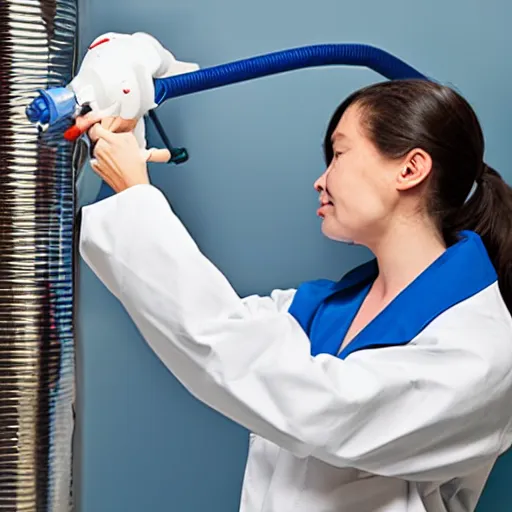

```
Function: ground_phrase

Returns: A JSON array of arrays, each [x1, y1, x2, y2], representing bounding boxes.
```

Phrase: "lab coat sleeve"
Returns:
[[79, 184, 511, 482]]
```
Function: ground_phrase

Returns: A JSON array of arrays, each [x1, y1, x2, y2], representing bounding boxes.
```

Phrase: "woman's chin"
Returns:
[[319, 218, 356, 245]]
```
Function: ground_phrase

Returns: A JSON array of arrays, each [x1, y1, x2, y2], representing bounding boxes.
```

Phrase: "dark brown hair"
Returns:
[[324, 79, 512, 314]]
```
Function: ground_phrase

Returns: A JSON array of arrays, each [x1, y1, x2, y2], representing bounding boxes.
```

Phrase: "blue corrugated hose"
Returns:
[[154, 43, 428, 104]]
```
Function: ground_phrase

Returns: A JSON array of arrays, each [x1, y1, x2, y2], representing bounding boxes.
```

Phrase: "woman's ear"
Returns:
[[396, 149, 433, 191]]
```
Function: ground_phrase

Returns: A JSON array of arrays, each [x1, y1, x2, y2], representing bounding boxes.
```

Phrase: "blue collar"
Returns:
[[288, 231, 497, 359]]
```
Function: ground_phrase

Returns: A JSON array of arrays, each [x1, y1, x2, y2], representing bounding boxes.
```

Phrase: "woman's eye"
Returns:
[[334, 151, 343, 158]]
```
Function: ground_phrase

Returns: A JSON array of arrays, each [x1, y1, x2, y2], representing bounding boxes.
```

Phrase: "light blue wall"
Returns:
[[74, 1, 512, 511]]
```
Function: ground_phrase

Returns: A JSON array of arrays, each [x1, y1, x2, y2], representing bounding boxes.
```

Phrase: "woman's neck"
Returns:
[[367, 218, 447, 301]]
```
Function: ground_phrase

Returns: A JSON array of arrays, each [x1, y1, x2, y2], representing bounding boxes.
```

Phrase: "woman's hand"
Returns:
[[74, 113, 171, 164], [88, 122, 151, 194]]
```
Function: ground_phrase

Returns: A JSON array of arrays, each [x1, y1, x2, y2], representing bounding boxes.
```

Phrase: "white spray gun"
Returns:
[[26, 32, 199, 161]]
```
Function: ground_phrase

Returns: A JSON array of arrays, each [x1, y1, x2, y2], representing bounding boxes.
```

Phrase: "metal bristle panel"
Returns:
[[0, 0, 77, 510]]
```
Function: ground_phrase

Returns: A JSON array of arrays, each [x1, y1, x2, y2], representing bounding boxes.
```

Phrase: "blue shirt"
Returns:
[[288, 230, 497, 359]]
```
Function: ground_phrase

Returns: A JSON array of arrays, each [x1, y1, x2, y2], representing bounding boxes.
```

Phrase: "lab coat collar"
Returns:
[[288, 230, 497, 359]]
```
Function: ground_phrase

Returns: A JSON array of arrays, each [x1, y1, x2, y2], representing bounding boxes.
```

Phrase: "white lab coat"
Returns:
[[79, 184, 512, 512]]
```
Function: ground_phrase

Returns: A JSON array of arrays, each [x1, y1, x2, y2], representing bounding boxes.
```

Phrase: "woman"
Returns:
[[79, 79, 512, 512]]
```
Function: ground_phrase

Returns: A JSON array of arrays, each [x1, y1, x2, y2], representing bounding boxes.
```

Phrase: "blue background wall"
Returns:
[[74, 1, 512, 510]]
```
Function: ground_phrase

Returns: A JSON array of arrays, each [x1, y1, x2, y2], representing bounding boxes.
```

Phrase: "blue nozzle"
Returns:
[[26, 87, 77, 125]]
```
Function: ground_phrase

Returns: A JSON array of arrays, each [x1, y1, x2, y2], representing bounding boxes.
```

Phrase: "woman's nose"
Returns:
[[314, 169, 328, 192]]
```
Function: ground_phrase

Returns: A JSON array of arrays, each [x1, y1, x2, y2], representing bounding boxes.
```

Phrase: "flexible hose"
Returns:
[[0, 0, 76, 510], [154, 43, 427, 103]]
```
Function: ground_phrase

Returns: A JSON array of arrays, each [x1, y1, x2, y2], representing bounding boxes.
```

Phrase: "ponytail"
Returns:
[[446, 165, 512, 315]]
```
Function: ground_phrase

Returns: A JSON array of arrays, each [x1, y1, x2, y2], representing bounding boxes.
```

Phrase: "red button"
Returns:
[[63, 125, 83, 141]]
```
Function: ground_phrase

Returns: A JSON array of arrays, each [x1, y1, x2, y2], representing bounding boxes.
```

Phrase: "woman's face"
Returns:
[[314, 104, 404, 246]]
